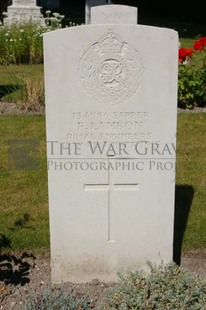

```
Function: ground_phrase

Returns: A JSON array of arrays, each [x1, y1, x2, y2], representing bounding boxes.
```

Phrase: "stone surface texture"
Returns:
[[44, 5, 178, 283], [85, 0, 107, 24], [4, 0, 44, 25], [91, 5, 137, 24]]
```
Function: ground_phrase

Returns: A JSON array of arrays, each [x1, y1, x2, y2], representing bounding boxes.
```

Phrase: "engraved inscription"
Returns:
[[66, 111, 151, 142], [80, 32, 144, 105]]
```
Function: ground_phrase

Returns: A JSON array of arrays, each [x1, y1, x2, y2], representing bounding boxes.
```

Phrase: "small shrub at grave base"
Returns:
[[25, 288, 89, 310], [178, 37, 206, 109], [102, 262, 206, 309]]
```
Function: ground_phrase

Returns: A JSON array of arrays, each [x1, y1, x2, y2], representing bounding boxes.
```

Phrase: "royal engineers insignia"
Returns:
[[80, 32, 144, 105]]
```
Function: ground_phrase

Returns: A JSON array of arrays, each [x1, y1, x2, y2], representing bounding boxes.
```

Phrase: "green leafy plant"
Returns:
[[45, 10, 65, 30], [103, 262, 206, 309], [178, 64, 205, 109], [0, 23, 45, 65], [25, 288, 89, 310], [178, 37, 206, 109], [0, 14, 75, 65]]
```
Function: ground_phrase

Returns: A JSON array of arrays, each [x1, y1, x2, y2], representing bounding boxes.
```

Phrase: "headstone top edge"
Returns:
[[43, 24, 178, 39], [91, 4, 137, 25], [91, 4, 137, 9]]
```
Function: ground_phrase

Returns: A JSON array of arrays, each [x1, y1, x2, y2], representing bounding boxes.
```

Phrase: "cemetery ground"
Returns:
[[0, 23, 206, 308], [0, 114, 206, 308], [0, 86, 206, 309]]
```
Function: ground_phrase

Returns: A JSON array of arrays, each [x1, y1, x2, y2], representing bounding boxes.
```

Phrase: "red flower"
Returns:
[[185, 48, 193, 57], [194, 40, 203, 50], [178, 48, 193, 63], [200, 36, 206, 47]]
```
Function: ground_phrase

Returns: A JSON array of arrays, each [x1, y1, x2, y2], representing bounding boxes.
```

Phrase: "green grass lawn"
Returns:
[[176, 114, 206, 250], [0, 114, 205, 252], [0, 64, 44, 103], [0, 115, 49, 251]]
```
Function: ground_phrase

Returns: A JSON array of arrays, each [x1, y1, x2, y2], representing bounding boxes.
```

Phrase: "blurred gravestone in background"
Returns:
[[3, 0, 44, 25]]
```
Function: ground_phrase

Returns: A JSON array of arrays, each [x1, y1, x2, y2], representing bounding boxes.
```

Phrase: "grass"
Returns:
[[0, 115, 49, 250], [0, 64, 43, 103], [0, 114, 205, 252], [176, 114, 206, 250]]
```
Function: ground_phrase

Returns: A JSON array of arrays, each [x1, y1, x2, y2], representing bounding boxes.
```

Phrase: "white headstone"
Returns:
[[85, 0, 107, 24], [13, 0, 36, 5], [4, 0, 44, 25], [44, 5, 178, 283], [91, 4, 137, 24]]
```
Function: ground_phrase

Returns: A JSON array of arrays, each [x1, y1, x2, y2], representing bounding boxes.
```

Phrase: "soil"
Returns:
[[0, 251, 110, 310], [0, 251, 114, 310], [0, 101, 206, 115], [0, 102, 43, 115], [0, 102, 206, 309], [0, 102, 25, 115], [0, 251, 206, 309]]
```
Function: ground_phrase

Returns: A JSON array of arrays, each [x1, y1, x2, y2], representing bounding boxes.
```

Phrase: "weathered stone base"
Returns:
[[4, 4, 45, 26]]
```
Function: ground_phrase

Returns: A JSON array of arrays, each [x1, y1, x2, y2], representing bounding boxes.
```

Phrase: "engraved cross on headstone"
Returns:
[[84, 165, 139, 242]]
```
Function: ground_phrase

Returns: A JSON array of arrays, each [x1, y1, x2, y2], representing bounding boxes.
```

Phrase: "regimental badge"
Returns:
[[80, 32, 144, 105]]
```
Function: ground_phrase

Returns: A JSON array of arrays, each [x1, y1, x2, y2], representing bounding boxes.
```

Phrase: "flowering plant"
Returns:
[[178, 48, 193, 64], [178, 37, 206, 109], [194, 36, 206, 51], [0, 14, 75, 65]]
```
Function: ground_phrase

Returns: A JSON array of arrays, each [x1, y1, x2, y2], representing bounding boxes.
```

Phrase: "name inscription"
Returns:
[[67, 110, 151, 142]]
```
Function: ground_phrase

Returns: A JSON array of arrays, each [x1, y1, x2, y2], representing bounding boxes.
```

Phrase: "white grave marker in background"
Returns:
[[91, 4, 137, 24], [4, 0, 44, 25], [44, 5, 178, 283], [85, 0, 108, 24]]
